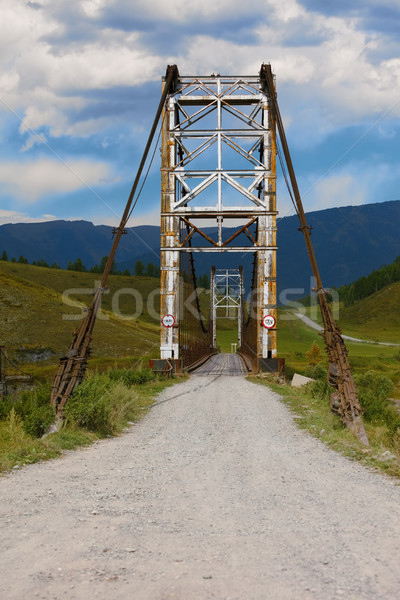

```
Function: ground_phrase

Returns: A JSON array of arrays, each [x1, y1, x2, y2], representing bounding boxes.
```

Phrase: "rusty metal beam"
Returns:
[[50, 65, 180, 416], [260, 63, 368, 445]]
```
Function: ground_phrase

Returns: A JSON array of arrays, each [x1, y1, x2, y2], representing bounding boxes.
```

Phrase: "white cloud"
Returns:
[[90, 208, 160, 227], [304, 173, 366, 212], [1, 0, 399, 142], [21, 132, 47, 152], [0, 158, 111, 202], [0, 209, 58, 225]]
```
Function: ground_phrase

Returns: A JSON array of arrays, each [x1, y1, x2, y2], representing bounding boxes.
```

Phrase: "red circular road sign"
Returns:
[[162, 314, 175, 327], [262, 314, 276, 329]]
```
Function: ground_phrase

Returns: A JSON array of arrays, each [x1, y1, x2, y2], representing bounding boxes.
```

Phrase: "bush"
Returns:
[[354, 372, 400, 432], [304, 363, 327, 380], [108, 367, 156, 387], [0, 397, 15, 421], [6, 384, 56, 438], [64, 374, 113, 435], [23, 404, 55, 437], [309, 378, 331, 403], [64, 373, 146, 435]]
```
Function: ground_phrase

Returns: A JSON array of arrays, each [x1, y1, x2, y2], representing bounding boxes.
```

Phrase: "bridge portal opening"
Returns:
[[211, 268, 242, 354]]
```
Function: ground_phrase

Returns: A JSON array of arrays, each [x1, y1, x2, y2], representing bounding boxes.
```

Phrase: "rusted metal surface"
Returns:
[[51, 66, 179, 416], [261, 63, 368, 445]]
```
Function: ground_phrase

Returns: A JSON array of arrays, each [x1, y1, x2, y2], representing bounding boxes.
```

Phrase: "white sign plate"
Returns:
[[162, 314, 175, 328], [262, 314, 276, 329]]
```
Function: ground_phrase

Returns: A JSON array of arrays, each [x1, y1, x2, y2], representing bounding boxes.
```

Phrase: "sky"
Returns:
[[0, 0, 400, 227]]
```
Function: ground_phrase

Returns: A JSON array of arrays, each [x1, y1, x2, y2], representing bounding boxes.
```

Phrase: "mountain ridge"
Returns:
[[1, 199, 399, 297]]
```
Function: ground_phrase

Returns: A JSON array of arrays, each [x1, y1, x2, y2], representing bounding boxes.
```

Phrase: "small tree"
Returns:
[[134, 260, 144, 276], [73, 257, 86, 272], [1, 250, 8, 261], [99, 256, 117, 274], [36, 258, 49, 267], [145, 262, 155, 277], [305, 341, 323, 366], [17, 255, 28, 264]]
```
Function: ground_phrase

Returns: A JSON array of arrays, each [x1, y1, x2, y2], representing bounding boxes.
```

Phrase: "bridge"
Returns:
[[156, 68, 281, 375], [50, 64, 368, 445]]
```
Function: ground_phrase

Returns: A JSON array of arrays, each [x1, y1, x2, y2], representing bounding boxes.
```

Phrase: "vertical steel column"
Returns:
[[238, 266, 244, 348], [210, 266, 217, 349], [257, 87, 277, 359], [160, 92, 180, 359]]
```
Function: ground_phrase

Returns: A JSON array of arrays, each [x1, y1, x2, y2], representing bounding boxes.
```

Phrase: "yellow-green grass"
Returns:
[[277, 309, 400, 397], [0, 262, 160, 374]]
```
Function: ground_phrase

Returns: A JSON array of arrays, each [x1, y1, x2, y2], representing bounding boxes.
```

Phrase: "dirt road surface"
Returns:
[[1, 372, 400, 600]]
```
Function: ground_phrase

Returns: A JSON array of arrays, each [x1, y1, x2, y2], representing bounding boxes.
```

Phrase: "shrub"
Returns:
[[64, 374, 113, 435], [304, 363, 327, 380], [309, 378, 331, 403], [354, 371, 399, 432], [108, 367, 156, 387], [305, 341, 323, 366], [7, 384, 56, 438], [64, 373, 146, 435], [5, 408, 25, 444], [23, 404, 55, 437]]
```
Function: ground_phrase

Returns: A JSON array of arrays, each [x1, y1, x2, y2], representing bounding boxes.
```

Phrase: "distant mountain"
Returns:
[[277, 200, 400, 297], [1, 200, 399, 298], [0, 220, 160, 271]]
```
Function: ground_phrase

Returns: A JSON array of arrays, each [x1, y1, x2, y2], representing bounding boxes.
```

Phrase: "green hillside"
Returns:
[[300, 280, 400, 344], [0, 262, 161, 376], [338, 254, 400, 306], [339, 281, 400, 342]]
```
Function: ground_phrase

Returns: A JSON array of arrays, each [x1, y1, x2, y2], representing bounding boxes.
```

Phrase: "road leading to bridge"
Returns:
[[1, 375, 400, 599]]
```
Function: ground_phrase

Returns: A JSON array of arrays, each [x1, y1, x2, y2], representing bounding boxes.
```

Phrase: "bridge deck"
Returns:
[[192, 353, 248, 376]]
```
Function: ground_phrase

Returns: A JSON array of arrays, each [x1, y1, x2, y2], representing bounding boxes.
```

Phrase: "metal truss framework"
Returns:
[[211, 268, 243, 349], [160, 68, 277, 361]]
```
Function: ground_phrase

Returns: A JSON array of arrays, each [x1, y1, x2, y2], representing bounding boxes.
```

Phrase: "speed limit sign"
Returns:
[[162, 314, 175, 327], [262, 314, 276, 329]]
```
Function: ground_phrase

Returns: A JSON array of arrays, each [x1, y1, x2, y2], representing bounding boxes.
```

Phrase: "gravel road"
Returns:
[[1, 373, 400, 600]]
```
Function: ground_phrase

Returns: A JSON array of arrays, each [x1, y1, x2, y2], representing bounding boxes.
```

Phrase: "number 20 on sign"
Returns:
[[262, 314, 276, 329]]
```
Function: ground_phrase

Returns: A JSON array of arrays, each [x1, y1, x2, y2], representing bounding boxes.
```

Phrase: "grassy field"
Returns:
[[0, 261, 161, 379], [277, 309, 400, 398]]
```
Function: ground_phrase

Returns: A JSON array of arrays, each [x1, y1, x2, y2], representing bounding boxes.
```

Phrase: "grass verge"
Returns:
[[0, 369, 184, 474], [249, 374, 400, 480]]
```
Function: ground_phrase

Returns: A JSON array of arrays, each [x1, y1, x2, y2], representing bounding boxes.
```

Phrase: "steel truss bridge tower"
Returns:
[[160, 68, 280, 371], [211, 267, 243, 350]]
